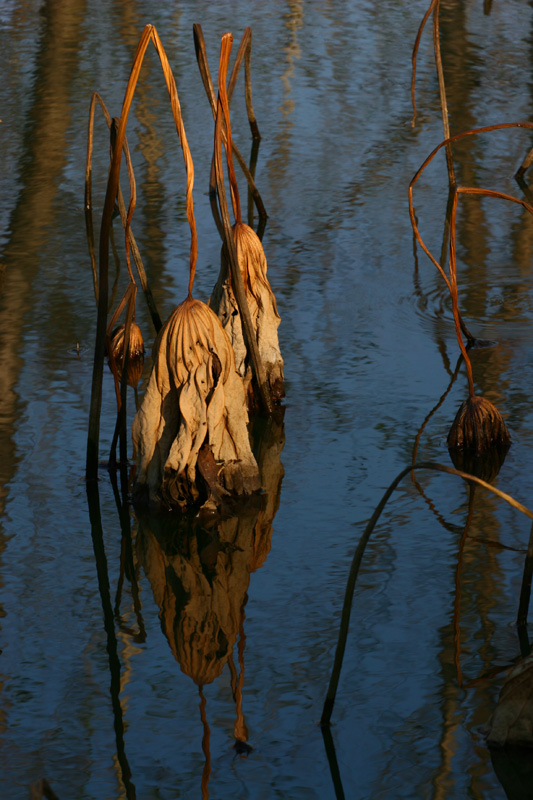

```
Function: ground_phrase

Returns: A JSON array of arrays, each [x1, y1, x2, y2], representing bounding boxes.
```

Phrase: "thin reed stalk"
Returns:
[[321, 461, 533, 727], [411, 0, 437, 127], [108, 284, 137, 466], [448, 188, 475, 396], [411, 0, 456, 188], [409, 123, 533, 344], [432, 1, 455, 187]]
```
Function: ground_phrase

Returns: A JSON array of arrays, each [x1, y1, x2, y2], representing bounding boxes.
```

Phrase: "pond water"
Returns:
[[2, 0, 533, 797]]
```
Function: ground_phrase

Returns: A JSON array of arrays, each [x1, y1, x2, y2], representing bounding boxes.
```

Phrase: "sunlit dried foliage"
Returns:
[[209, 33, 283, 409], [210, 221, 284, 403], [132, 297, 260, 510], [86, 23, 199, 479], [409, 125, 533, 457]]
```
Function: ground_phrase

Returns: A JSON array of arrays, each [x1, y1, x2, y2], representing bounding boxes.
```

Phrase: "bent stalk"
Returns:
[[321, 461, 533, 726]]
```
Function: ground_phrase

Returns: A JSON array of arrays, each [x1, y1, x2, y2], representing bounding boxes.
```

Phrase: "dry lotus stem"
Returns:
[[132, 296, 260, 509], [109, 322, 145, 387], [210, 221, 284, 403], [447, 395, 511, 454]]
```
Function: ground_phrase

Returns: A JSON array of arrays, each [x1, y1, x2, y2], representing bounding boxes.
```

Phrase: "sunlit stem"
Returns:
[[433, 1, 456, 187], [448, 189, 475, 397]]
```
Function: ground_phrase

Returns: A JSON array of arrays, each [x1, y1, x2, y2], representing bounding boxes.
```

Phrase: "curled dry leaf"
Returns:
[[109, 322, 145, 387], [132, 296, 260, 509], [447, 395, 511, 454], [486, 654, 533, 749], [210, 221, 284, 404]]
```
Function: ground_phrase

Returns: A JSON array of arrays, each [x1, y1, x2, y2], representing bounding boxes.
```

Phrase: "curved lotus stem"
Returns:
[[321, 461, 533, 727]]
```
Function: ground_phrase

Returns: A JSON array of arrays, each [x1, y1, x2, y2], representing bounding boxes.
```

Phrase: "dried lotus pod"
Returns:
[[132, 296, 260, 509], [210, 221, 284, 404], [447, 395, 511, 454], [109, 322, 145, 387]]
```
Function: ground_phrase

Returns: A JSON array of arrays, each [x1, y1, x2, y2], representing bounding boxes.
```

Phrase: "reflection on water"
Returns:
[[135, 414, 284, 795], [3, 1, 533, 798]]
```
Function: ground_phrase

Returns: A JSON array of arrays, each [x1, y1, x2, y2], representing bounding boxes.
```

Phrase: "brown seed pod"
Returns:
[[109, 322, 145, 387], [447, 395, 511, 454]]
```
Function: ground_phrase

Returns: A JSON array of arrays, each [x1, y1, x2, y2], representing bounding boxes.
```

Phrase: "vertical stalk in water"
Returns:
[[433, 1, 456, 188]]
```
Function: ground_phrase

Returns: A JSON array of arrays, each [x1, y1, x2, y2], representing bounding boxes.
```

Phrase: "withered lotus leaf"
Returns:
[[210, 221, 284, 402], [447, 395, 511, 454], [132, 296, 260, 509]]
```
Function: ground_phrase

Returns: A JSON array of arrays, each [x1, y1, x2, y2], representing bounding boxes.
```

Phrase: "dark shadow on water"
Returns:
[[491, 747, 533, 800]]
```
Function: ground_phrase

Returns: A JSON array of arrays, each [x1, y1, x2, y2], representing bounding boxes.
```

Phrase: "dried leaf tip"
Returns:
[[447, 395, 511, 455], [210, 221, 284, 404]]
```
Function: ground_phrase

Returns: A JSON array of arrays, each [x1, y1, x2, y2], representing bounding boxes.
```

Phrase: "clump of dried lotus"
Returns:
[[447, 395, 511, 454], [132, 296, 260, 509], [210, 221, 284, 403], [109, 322, 145, 387]]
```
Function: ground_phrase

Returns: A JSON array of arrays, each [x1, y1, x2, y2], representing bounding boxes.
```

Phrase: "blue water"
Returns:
[[1, 1, 533, 797]]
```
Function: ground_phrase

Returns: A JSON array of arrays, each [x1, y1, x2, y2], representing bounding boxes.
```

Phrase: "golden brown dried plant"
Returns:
[[210, 34, 284, 406], [211, 221, 284, 402], [132, 297, 260, 510]]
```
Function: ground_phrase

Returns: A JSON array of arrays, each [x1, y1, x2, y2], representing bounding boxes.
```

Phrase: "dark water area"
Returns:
[[2, 0, 533, 797]]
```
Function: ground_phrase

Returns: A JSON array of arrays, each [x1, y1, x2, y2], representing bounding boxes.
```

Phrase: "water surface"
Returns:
[[1, 1, 533, 797]]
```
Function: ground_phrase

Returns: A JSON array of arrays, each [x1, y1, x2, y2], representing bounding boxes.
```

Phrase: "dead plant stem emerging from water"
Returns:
[[214, 34, 273, 414], [321, 462, 533, 727], [86, 24, 197, 480], [193, 24, 267, 227], [411, 0, 456, 187]]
